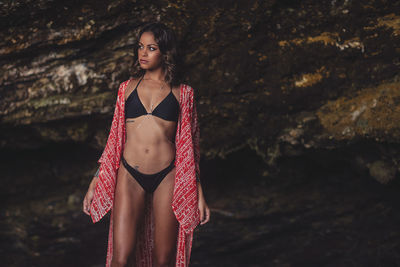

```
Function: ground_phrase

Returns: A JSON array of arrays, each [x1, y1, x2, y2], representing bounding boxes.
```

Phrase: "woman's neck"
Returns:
[[144, 68, 166, 82]]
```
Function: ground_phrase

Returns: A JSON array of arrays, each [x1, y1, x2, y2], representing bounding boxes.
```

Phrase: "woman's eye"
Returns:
[[138, 45, 157, 51]]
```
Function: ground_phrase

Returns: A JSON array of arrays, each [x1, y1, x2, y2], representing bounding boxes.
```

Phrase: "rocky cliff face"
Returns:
[[1, 0, 400, 182], [2, 1, 400, 265]]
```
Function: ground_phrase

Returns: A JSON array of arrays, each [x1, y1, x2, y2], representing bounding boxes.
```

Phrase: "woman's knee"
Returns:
[[153, 251, 175, 267], [111, 254, 130, 267]]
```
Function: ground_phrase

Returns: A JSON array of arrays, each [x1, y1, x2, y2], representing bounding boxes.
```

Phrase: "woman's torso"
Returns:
[[123, 76, 180, 173]]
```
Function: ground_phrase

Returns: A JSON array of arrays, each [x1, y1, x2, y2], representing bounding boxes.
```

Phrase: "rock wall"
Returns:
[[1, 0, 399, 181]]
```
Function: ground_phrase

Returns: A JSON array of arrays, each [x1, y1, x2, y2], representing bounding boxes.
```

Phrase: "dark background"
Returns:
[[1, 0, 400, 266]]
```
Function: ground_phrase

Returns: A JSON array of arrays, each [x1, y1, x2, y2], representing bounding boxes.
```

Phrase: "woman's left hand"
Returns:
[[198, 184, 210, 225]]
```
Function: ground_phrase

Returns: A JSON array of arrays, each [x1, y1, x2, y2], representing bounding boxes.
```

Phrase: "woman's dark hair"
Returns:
[[131, 22, 182, 86]]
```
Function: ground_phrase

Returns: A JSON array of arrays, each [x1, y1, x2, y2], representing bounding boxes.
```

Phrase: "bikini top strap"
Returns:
[[135, 75, 144, 90]]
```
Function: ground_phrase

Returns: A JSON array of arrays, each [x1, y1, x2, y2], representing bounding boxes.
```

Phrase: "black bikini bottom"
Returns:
[[121, 155, 175, 193]]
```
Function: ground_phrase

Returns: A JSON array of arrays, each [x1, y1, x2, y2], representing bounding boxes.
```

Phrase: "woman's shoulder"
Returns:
[[119, 77, 137, 88], [179, 83, 195, 95], [112, 78, 135, 101], [117, 77, 141, 94]]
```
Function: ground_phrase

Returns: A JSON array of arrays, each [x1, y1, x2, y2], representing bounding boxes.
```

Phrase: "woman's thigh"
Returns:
[[152, 168, 179, 263], [112, 164, 146, 262]]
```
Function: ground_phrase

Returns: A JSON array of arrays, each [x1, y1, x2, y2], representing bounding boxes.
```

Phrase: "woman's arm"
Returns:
[[98, 82, 124, 165], [197, 180, 210, 225], [83, 172, 99, 215], [83, 80, 127, 218], [191, 90, 210, 224], [192, 94, 201, 182]]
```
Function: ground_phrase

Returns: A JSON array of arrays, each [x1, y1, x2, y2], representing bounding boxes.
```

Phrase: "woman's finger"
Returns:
[[199, 204, 204, 223], [203, 206, 210, 224], [83, 197, 90, 215]]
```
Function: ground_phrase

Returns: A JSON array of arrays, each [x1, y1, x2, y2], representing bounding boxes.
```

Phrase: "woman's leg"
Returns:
[[111, 163, 146, 267], [152, 168, 179, 267]]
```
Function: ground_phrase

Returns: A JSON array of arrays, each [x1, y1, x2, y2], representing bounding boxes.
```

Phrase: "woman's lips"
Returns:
[[140, 59, 148, 64]]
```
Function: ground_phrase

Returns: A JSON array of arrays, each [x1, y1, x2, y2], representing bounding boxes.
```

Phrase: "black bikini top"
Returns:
[[125, 75, 180, 122]]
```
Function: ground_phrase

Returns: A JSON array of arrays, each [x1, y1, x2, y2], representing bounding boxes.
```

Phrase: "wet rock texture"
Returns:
[[1, 0, 400, 266], [1, 0, 400, 177]]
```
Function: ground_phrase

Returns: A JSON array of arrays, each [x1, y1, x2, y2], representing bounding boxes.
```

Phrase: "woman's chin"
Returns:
[[141, 65, 162, 72]]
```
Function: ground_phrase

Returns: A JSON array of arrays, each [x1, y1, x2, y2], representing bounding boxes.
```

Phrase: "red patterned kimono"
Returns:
[[89, 79, 201, 266]]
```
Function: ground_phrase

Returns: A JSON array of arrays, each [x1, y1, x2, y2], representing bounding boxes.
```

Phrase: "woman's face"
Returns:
[[138, 31, 163, 71]]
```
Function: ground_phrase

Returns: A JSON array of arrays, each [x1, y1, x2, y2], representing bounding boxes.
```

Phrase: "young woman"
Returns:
[[82, 22, 210, 267]]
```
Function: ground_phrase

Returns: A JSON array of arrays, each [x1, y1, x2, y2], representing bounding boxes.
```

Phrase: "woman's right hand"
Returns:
[[82, 176, 98, 216]]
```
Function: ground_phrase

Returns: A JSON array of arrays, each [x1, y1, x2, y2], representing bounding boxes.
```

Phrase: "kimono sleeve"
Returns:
[[97, 83, 123, 165], [191, 91, 201, 182]]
